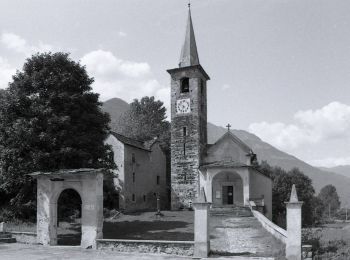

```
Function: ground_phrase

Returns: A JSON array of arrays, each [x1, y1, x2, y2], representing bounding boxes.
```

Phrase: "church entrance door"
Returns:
[[222, 186, 234, 205]]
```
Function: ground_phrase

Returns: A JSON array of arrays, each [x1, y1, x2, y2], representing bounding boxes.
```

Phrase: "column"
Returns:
[[285, 184, 303, 260], [192, 190, 211, 258]]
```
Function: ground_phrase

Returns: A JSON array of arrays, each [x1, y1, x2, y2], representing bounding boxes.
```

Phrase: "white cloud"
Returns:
[[1, 32, 53, 56], [81, 50, 150, 78], [0, 57, 16, 89], [310, 157, 350, 168], [222, 84, 231, 90], [81, 49, 170, 114], [118, 31, 127, 37], [249, 102, 350, 151]]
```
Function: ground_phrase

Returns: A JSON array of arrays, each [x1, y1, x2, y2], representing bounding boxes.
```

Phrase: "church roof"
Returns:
[[179, 8, 200, 68], [200, 160, 248, 169], [110, 132, 151, 151], [209, 131, 252, 153]]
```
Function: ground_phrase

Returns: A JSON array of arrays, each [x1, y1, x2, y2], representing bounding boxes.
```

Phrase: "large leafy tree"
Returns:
[[118, 96, 170, 151], [257, 161, 316, 227], [317, 184, 341, 218], [0, 52, 114, 218]]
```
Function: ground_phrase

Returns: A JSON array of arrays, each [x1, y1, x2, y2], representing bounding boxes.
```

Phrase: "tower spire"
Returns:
[[179, 4, 199, 68]]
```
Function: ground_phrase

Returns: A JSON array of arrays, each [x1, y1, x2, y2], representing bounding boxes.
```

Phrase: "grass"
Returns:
[[103, 210, 194, 241], [4, 210, 194, 242]]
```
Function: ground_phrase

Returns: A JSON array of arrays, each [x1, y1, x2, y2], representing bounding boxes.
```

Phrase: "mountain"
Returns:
[[102, 98, 350, 206], [102, 98, 129, 133], [319, 165, 350, 178]]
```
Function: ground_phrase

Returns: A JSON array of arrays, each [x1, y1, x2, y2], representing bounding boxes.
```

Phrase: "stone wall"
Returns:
[[169, 67, 208, 209], [96, 239, 194, 256], [10, 231, 37, 244], [251, 208, 287, 244]]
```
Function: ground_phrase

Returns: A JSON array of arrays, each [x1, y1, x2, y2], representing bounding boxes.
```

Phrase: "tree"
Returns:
[[318, 184, 341, 218], [0, 52, 115, 219], [256, 161, 317, 227], [118, 96, 170, 151]]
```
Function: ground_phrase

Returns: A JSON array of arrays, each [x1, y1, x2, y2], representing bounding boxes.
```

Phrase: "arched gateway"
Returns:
[[29, 169, 104, 249]]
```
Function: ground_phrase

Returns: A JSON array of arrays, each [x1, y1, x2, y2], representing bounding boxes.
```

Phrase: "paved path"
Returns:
[[0, 243, 277, 260], [210, 210, 285, 258]]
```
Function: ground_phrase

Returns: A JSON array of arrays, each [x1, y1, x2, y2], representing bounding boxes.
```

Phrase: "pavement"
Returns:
[[0, 243, 276, 260], [210, 208, 285, 258]]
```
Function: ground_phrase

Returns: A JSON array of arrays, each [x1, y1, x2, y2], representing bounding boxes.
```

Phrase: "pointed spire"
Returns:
[[289, 184, 299, 203], [179, 6, 200, 68]]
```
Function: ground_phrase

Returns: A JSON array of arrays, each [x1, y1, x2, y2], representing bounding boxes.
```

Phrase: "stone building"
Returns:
[[105, 132, 168, 212], [168, 7, 272, 218]]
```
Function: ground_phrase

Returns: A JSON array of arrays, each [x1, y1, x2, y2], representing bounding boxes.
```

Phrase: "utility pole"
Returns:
[[328, 204, 331, 219]]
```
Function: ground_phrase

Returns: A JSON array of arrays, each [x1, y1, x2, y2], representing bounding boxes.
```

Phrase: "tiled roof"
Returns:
[[200, 160, 248, 169], [110, 132, 150, 151]]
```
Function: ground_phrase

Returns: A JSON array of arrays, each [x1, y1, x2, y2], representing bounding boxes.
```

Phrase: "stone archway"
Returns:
[[57, 188, 82, 245], [29, 169, 104, 249], [211, 171, 244, 207]]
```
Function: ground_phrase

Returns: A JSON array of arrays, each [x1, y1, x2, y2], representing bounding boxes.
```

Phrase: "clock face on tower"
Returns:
[[176, 98, 191, 114]]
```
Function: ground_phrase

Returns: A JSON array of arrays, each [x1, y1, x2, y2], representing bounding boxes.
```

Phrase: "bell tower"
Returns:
[[167, 5, 210, 209]]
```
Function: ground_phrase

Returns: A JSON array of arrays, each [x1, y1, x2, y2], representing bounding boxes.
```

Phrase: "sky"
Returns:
[[0, 0, 350, 168]]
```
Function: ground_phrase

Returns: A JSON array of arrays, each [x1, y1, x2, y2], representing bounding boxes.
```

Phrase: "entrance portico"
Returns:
[[199, 164, 250, 207]]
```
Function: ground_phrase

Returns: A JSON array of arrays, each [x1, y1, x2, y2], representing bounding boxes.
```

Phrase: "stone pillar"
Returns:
[[285, 184, 303, 260], [0, 222, 5, 232], [243, 169, 250, 206], [36, 177, 53, 245], [81, 173, 104, 249], [193, 190, 211, 258]]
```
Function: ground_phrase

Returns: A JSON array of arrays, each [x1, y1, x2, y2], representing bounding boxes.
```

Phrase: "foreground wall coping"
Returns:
[[251, 209, 287, 243], [9, 231, 37, 236], [96, 239, 194, 244]]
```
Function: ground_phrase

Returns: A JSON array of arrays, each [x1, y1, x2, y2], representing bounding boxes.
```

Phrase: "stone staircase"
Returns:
[[210, 206, 253, 217], [0, 232, 16, 243], [210, 207, 285, 259]]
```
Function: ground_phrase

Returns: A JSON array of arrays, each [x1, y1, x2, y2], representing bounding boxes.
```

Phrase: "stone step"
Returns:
[[210, 207, 253, 217], [0, 233, 12, 239], [0, 237, 16, 243], [210, 214, 285, 258]]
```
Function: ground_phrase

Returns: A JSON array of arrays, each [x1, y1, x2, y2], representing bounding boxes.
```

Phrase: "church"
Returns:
[[167, 7, 272, 219], [107, 6, 272, 219]]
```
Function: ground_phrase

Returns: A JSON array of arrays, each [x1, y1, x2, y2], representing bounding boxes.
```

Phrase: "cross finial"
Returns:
[[188, 0, 191, 9], [226, 123, 231, 132]]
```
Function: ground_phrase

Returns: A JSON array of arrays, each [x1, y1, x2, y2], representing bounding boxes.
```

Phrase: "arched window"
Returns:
[[180, 78, 189, 93]]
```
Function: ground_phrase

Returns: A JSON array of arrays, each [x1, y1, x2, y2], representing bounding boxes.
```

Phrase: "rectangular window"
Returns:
[[157, 175, 160, 185], [132, 194, 135, 202], [183, 127, 187, 137], [143, 195, 146, 202], [183, 143, 186, 156], [132, 153, 136, 163], [132, 172, 135, 183]]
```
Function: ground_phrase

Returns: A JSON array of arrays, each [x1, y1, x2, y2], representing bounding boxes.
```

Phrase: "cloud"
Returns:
[[0, 57, 16, 89], [81, 49, 170, 114], [81, 50, 150, 78], [249, 102, 350, 151], [222, 84, 231, 90], [118, 31, 127, 37], [309, 157, 350, 168], [1, 32, 53, 56]]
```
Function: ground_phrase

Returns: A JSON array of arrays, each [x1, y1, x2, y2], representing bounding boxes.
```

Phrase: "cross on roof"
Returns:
[[188, 0, 191, 9], [226, 124, 231, 132]]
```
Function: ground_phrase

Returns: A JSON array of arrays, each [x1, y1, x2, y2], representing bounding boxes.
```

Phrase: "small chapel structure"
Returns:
[[167, 6, 273, 219]]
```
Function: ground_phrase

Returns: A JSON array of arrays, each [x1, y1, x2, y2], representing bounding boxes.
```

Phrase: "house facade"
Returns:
[[105, 132, 168, 212]]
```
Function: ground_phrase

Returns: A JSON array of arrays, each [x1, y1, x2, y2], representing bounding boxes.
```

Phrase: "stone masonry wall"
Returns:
[[169, 67, 208, 209], [96, 239, 194, 256]]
